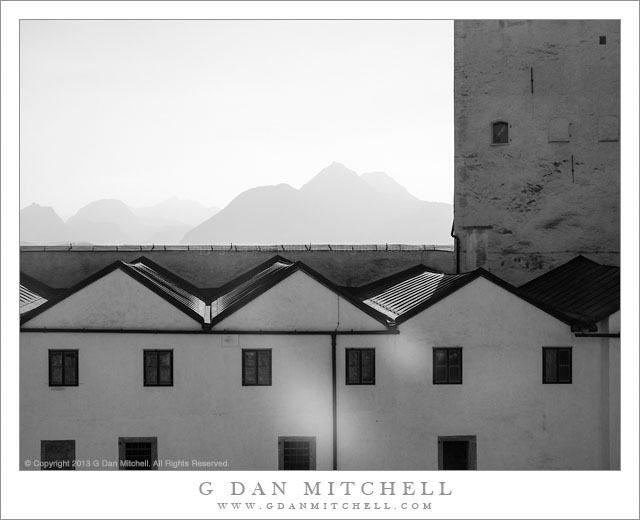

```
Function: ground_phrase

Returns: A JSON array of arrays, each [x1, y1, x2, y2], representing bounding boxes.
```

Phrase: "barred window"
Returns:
[[49, 350, 78, 386], [278, 436, 316, 470], [118, 437, 157, 470], [242, 349, 272, 386]]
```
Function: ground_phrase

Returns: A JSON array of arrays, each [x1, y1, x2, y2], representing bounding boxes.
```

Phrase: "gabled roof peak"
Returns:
[[21, 258, 207, 325], [210, 256, 393, 328]]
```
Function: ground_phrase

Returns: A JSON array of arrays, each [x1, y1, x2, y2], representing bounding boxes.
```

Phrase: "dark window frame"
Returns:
[[543, 347, 572, 384], [599, 35, 607, 45], [433, 347, 463, 385], [242, 349, 272, 386], [278, 436, 316, 470], [118, 437, 158, 470], [438, 435, 477, 470], [345, 348, 376, 385], [143, 350, 174, 387], [491, 120, 510, 145], [48, 349, 79, 387], [40, 440, 75, 470]]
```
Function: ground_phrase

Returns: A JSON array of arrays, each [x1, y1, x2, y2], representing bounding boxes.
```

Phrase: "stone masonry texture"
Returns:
[[454, 20, 620, 285]]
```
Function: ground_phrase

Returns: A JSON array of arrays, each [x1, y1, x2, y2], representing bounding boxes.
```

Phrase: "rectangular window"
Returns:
[[543, 347, 572, 384], [144, 350, 173, 386], [346, 348, 375, 385], [491, 121, 509, 144], [433, 347, 462, 384], [118, 437, 158, 470], [278, 436, 316, 470], [242, 349, 272, 386], [49, 350, 78, 386], [40, 440, 75, 470], [438, 436, 477, 470]]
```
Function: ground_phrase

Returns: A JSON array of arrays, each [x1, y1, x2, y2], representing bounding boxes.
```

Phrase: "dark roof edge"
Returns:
[[128, 256, 209, 301], [210, 260, 395, 329], [392, 270, 478, 325], [353, 264, 442, 299], [118, 263, 205, 324], [21, 261, 126, 325], [475, 269, 580, 327], [292, 261, 395, 327], [209, 264, 297, 327], [20, 272, 57, 300], [20, 260, 205, 326], [393, 268, 578, 327], [520, 255, 619, 290], [212, 255, 294, 299]]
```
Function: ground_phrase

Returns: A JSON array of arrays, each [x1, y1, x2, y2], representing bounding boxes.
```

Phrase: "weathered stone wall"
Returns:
[[454, 20, 620, 285]]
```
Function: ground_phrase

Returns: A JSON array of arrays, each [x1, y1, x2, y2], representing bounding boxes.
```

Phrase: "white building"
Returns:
[[20, 254, 619, 470]]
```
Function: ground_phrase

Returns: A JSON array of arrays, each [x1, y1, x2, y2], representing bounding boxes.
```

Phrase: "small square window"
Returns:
[[242, 349, 272, 386], [433, 348, 462, 384], [543, 347, 572, 383], [49, 350, 78, 386], [144, 350, 173, 386], [41, 440, 75, 470], [346, 348, 375, 385], [599, 36, 606, 45], [278, 436, 316, 470], [118, 437, 158, 470], [491, 121, 509, 144]]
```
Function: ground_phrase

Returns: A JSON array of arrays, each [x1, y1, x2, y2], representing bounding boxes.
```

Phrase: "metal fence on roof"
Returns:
[[20, 244, 455, 252]]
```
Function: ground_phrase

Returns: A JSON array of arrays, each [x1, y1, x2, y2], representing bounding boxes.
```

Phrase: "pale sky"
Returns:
[[20, 20, 453, 215]]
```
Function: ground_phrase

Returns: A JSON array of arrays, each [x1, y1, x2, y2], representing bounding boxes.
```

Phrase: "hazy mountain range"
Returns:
[[20, 198, 219, 245], [20, 163, 453, 245]]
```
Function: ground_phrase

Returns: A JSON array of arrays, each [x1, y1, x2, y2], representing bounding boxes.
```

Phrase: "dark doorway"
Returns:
[[438, 435, 477, 470], [442, 441, 468, 469]]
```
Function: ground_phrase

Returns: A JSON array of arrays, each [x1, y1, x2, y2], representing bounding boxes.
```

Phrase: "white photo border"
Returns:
[[2, 2, 638, 519]]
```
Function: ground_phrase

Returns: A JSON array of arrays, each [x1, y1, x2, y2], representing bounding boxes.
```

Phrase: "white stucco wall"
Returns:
[[20, 274, 617, 471], [20, 332, 334, 470], [600, 311, 621, 469], [22, 269, 202, 330], [608, 310, 621, 333], [213, 270, 387, 331], [336, 277, 615, 470]]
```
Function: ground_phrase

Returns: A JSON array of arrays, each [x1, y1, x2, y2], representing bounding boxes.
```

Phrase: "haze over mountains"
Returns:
[[184, 162, 452, 244], [21, 163, 453, 246], [20, 198, 219, 245]]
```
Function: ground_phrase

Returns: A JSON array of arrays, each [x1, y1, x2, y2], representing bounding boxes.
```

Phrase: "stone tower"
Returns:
[[453, 20, 620, 285]]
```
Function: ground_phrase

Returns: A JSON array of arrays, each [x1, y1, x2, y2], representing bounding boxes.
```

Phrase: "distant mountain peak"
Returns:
[[300, 162, 362, 192], [21, 203, 62, 216], [20, 203, 67, 244], [182, 163, 453, 245], [361, 171, 419, 201], [70, 198, 137, 222], [322, 161, 356, 175]]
